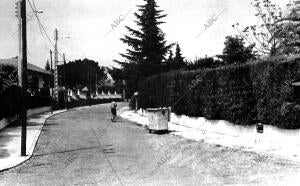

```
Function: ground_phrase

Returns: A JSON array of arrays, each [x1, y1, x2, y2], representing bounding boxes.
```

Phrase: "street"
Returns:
[[0, 103, 300, 185]]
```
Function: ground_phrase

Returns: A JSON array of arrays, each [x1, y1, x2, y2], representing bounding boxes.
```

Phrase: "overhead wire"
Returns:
[[27, 0, 65, 59], [31, 0, 50, 51]]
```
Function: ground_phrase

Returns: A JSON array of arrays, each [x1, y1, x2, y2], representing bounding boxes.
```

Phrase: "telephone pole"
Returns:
[[16, 0, 28, 156], [63, 53, 68, 109], [54, 29, 59, 105], [50, 50, 53, 71], [50, 49, 54, 113]]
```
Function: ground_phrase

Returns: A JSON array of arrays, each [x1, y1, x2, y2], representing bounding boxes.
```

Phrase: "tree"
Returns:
[[217, 36, 256, 65], [165, 50, 173, 70], [167, 50, 173, 62], [233, 0, 300, 56], [59, 59, 106, 92], [172, 43, 185, 69], [185, 56, 222, 70], [0, 64, 18, 94], [115, 0, 173, 94], [45, 60, 51, 71], [107, 67, 124, 82]]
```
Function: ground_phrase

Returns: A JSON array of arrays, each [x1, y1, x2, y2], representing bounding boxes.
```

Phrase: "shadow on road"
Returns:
[[33, 144, 114, 158]]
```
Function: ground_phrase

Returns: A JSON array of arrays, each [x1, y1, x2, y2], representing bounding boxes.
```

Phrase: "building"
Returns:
[[0, 57, 53, 95]]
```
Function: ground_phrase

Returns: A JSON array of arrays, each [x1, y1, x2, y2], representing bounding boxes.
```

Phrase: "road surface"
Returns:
[[0, 103, 300, 185]]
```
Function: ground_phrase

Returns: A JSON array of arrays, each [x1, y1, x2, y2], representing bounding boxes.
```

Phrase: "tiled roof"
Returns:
[[0, 57, 52, 75]]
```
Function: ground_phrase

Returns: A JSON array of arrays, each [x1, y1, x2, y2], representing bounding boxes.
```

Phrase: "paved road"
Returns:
[[0, 103, 300, 185]]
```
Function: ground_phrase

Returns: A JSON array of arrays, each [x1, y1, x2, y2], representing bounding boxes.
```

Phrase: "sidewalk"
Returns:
[[120, 107, 300, 163], [0, 110, 66, 172]]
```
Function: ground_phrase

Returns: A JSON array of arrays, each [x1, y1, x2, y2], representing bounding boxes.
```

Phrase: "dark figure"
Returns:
[[111, 101, 117, 121]]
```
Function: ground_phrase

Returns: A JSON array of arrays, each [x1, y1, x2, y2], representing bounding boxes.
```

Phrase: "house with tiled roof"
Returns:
[[0, 57, 53, 95]]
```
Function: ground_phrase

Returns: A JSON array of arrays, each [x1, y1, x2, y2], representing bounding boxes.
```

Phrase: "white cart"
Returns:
[[147, 108, 170, 133]]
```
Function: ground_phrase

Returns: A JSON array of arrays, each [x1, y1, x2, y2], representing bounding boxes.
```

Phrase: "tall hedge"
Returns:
[[138, 56, 300, 129]]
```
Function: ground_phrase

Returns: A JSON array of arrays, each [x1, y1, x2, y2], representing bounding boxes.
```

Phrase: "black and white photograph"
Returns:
[[0, 0, 300, 185]]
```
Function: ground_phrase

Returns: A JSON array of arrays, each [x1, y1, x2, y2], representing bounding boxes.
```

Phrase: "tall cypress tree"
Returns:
[[115, 0, 173, 93]]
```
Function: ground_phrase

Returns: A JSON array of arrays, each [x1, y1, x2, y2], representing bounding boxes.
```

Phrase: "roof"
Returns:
[[0, 57, 52, 75]]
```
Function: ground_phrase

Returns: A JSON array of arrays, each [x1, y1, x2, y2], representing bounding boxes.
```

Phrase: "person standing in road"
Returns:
[[111, 101, 117, 121]]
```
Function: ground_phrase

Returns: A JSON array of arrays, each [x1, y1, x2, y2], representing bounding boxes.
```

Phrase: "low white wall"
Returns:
[[27, 106, 51, 117], [0, 106, 51, 131], [0, 117, 18, 131]]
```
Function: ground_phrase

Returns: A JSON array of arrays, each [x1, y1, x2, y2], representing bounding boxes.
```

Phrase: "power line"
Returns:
[[27, 0, 65, 58], [31, 0, 49, 51], [27, 0, 54, 47]]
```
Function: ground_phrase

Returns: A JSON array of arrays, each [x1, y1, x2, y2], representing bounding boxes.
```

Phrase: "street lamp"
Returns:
[[35, 10, 43, 13]]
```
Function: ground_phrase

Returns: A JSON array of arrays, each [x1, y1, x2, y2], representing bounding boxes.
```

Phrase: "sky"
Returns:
[[0, 0, 291, 69]]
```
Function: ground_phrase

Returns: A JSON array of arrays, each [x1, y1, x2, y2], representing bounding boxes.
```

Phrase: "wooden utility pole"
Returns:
[[54, 29, 59, 105], [63, 53, 68, 109], [50, 50, 53, 113], [16, 0, 28, 156], [50, 50, 53, 71]]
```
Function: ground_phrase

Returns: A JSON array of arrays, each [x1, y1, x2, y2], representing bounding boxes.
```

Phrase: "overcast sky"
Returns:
[[0, 0, 291, 68]]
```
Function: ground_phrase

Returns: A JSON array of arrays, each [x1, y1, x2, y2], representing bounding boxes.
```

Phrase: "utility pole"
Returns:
[[16, 0, 28, 156], [50, 49, 53, 113], [50, 50, 53, 71], [63, 53, 68, 109], [54, 29, 59, 106]]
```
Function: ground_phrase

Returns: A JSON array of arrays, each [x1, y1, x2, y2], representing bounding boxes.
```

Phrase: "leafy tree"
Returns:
[[115, 0, 173, 94], [59, 59, 106, 92], [217, 35, 256, 65], [233, 0, 300, 56], [107, 67, 126, 94], [185, 56, 222, 70], [45, 60, 51, 71], [0, 64, 18, 94], [107, 67, 124, 82]]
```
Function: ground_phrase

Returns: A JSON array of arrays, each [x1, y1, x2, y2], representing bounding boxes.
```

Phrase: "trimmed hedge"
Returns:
[[138, 56, 300, 129]]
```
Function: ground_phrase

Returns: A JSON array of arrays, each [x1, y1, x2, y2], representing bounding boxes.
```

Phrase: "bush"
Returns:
[[0, 85, 22, 119], [0, 85, 52, 120], [138, 56, 300, 128]]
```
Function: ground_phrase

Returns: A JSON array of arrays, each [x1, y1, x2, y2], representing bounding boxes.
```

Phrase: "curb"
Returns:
[[119, 109, 300, 164], [0, 102, 120, 173], [0, 109, 68, 173]]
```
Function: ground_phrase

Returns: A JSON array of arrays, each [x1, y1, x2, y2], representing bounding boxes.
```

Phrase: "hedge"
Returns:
[[138, 56, 300, 129], [0, 85, 122, 120], [0, 85, 52, 120]]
